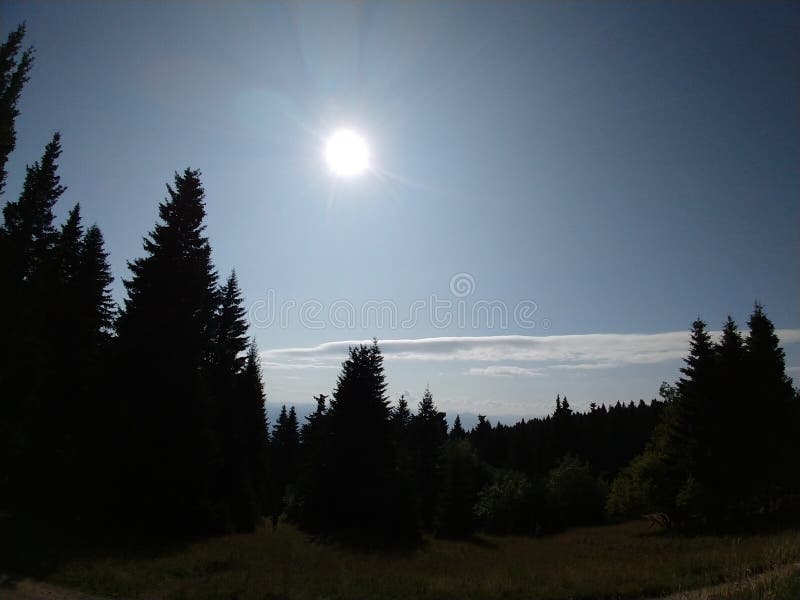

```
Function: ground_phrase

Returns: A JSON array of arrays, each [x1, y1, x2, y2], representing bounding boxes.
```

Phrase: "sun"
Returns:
[[324, 129, 370, 177]]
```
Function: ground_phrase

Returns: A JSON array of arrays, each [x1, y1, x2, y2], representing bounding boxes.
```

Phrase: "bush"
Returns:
[[434, 440, 488, 538], [545, 455, 606, 529], [475, 469, 536, 534], [606, 451, 661, 519]]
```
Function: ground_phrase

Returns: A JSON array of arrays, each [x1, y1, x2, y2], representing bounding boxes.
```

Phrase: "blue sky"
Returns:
[[3, 2, 798, 418]]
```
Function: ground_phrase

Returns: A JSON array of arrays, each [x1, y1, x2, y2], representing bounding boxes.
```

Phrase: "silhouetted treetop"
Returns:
[[3, 133, 65, 278], [0, 23, 34, 195]]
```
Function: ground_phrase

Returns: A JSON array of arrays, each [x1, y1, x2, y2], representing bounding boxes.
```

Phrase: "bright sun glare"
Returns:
[[324, 129, 370, 177]]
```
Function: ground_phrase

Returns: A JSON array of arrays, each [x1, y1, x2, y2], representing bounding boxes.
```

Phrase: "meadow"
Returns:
[[2, 518, 799, 600]]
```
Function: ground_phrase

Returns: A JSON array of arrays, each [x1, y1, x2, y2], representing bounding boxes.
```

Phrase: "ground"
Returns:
[[1, 519, 799, 600]]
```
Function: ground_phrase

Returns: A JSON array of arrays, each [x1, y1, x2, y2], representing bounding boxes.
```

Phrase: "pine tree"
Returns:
[[288, 406, 299, 441], [450, 414, 466, 439], [41, 209, 116, 520], [0, 23, 34, 196], [323, 341, 418, 541], [67, 221, 115, 521], [75, 224, 115, 346], [271, 404, 300, 517], [667, 319, 717, 522], [43, 204, 84, 367], [210, 272, 265, 531], [471, 415, 493, 462], [392, 394, 412, 434], [231, 339, 270, 530], [744, 304, 797, 506], [36, 205, 85, 507], [553, 393, 575, 458], [410, 386, 449, 528], [114, 168, 221, 534], [294, 394, 331, 528], [2, 133, 66, 280], [713, 316, 747, 515], [301, 394, 328, 444], [0, 133, 67, 510], [213, 271, 249, 375], [55, 204, 83, 284]]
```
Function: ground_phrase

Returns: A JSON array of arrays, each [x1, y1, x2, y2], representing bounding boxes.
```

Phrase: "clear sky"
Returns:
[[3, 1, 798, 418]]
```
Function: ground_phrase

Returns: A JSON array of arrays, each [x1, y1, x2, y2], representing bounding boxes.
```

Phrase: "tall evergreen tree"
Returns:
[[38, 208, 116, 520], [75, 224, 115, 347], [0, 133, 67, 510], [301, 394, 328, 444], [471, 415, 493, 462], [213, 271, 249, 375], [391, 394, 412, 435], [713, 316, 747, 515], [0, 23, 34, 195], [410, 386, 449, 528], [2, 133, 65, 280], [210, 272, 266, 531], [66, 221, 116, 520], [288, 406, 299, 441], [231, 339, 271, 530], [114, 168, 221, 534], [744, 304, 797, 505], [322, 341, 418, 541], [666, 319, 717, 521], [293, 394, 331, 528], [450, 414, 466, 439], [271, 404, 300, 517], [35, 205, 85, 507], [553, 394, 575, 457]]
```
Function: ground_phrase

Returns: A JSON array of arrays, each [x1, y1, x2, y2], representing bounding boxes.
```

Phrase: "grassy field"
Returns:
[[2, 518, 799, 600]]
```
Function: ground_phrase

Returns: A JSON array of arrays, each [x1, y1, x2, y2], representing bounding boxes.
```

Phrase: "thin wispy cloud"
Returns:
[[260, 330, 800, 375], [260, 361, 338, 371], [467, 365, 541, 377]]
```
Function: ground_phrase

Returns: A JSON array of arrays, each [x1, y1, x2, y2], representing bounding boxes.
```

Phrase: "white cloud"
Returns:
[[260, 360, 337, 371], [467, 365, 541, 377], [259, 329, 800, 374]]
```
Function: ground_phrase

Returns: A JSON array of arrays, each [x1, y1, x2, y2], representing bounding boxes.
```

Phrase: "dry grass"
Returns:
[[3, 519, 799, 600]]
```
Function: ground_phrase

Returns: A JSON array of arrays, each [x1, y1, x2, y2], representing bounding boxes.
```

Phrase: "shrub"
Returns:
[[434, 440, 488, 538], [475, 469, 536, 534], [545, 455, 606, 529]]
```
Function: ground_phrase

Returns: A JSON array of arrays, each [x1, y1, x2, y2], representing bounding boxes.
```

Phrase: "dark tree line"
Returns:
[[466, 394, 665, 480], [269, 309, 796, 541], [608, 309, 800, 529], [271, 347, 667, 540], [0, 26, 270, 536]]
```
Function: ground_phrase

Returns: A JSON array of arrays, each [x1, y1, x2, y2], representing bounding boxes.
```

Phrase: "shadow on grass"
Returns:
[[294, 524, 426, 558], [460, 535, 499, 549], [291, 519, 504, 556], [0, 511, 195, 584]]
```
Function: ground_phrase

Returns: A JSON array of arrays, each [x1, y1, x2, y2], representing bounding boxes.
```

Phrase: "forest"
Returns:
[[1, 20, 799, 560]]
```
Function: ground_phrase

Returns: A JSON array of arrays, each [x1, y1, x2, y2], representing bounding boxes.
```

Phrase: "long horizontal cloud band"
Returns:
[[260, 330, 800, 373]]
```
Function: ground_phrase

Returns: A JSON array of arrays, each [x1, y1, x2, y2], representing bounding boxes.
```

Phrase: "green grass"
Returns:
[[2, 519, 799, 600], [701, 568, 800, 600]]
